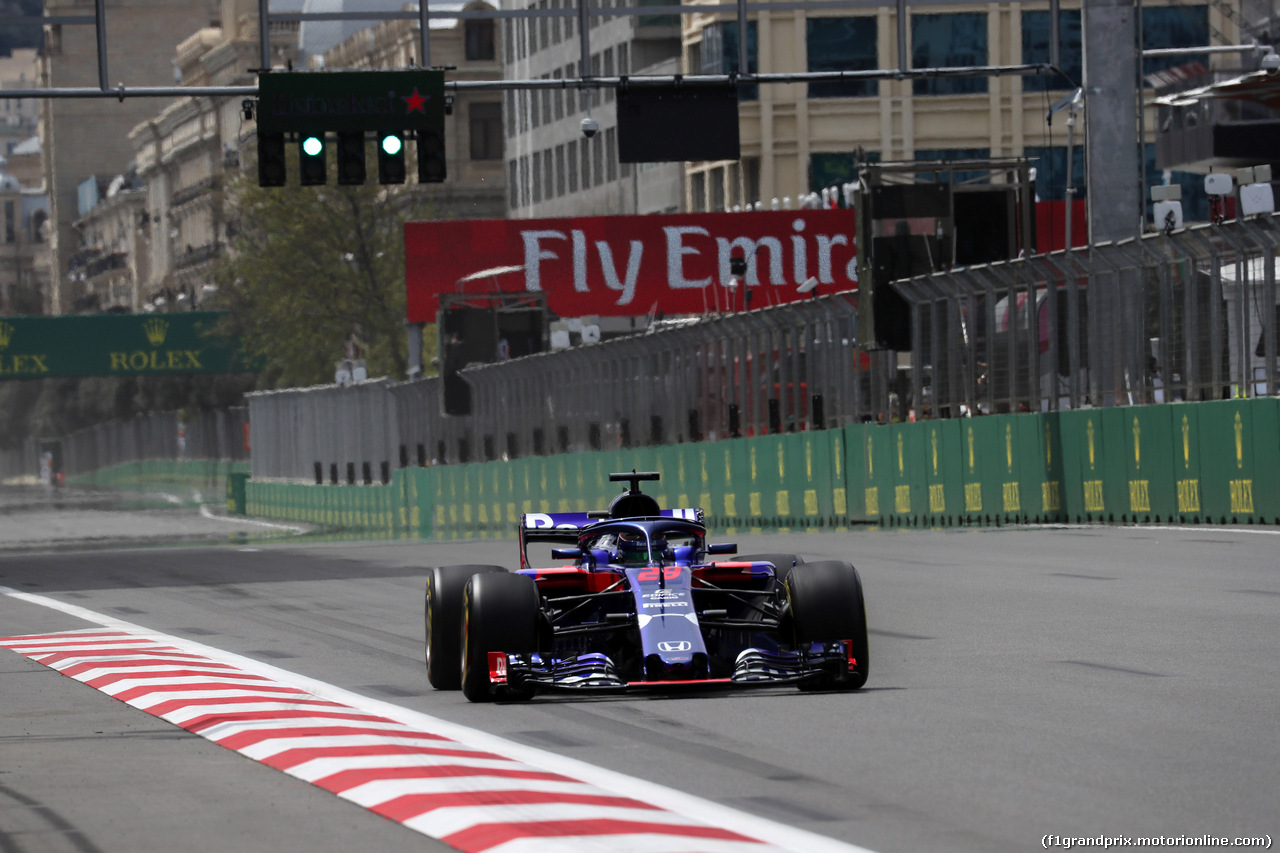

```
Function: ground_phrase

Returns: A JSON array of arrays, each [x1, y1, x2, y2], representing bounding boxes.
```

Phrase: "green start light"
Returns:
[[381, 134, 403, 156], [302, 135, 324, 157]]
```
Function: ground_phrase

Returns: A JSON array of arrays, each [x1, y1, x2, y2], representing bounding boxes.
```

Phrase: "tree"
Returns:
[[215, 150, 438, 389]]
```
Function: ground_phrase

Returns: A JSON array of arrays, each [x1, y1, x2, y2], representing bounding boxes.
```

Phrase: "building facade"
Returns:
[[500, 0, 684, 218], [678, 0, 1241, 223], [39, 0, 223, 314]]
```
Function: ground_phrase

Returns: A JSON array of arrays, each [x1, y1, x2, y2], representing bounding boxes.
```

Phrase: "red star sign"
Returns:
[[402, 88, 429, 113]]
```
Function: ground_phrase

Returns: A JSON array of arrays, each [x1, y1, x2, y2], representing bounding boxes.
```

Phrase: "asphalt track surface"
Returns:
[[2, 512, 1278, 852]]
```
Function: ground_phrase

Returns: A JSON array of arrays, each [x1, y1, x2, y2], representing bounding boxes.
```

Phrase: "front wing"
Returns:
[[481, 642, 861, 696]]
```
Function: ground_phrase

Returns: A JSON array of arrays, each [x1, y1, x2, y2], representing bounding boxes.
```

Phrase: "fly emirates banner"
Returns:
[[404, 209, 858, 322]]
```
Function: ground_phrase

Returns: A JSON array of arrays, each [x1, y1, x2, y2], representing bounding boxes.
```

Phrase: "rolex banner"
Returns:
[[0, 312, 253, 379]]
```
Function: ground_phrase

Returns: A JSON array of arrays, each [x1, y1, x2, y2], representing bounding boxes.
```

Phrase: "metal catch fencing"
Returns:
[[893, 214, 1280, 418], [59, 408, 250, 476], [1, 410, 249, 483], [245, 212, 1279, 483], [12, 214, 1280, 488]]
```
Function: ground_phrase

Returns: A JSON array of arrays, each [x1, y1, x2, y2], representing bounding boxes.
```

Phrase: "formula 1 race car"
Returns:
[[424, 471, 868, 701]]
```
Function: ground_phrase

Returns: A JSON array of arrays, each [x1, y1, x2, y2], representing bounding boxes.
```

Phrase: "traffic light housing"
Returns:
[[336, 131, 366, 185], [299, 133, 326, 186], [417, 129, 447, 184], [255, 71, 445, 187], [257, 131, 286, 187], [378, 132, 406, 184]]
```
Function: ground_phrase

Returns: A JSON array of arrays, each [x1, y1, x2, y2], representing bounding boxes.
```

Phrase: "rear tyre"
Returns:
[[737, 553, 804, 586], [461, 571, 540, 702], [785, 560, 869, 690], [425, 564, 504, 690]]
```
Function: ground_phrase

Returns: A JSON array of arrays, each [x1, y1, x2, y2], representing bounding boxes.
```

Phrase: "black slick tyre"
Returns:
[[425, 564, 504, 690], [461, 571, 540, 702], [737, 553, 804, 586], [785, 560, 869, 690]]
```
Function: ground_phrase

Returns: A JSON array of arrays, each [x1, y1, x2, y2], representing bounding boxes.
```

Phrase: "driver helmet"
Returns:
[[616, 531, 650, 565]]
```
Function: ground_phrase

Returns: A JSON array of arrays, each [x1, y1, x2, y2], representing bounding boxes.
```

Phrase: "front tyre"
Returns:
[[786, 560, 869, 690], [425, 564, 505, 690], [461, 572, 540, 702]]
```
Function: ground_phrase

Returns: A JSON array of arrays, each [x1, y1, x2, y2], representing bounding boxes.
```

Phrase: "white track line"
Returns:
[[1, 586, 877, 853]]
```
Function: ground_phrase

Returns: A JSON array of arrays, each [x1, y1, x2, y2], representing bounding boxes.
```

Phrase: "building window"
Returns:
[[533, 151, 543, 203], [555, 144, 566, 196], [619, 42, 629, 75], [517, 19, 526, 60], [466, 19, 495, 61], [552, 0, 562, 43], [565, 64, 577, 113], [742, 157, 760, 207], [519, 155, 530, 207], [807, 17, 878, 98], [4, 201, 13, 244], [606, 127, 617, 181], [1023, 146, 1084, 201], [508, 159, 519, 207], [1021, 10, 1081, 92], [1145, 143, 1208, 221], [690, 171, 706, 212], [544, 147, 554, 199], [470, 102, 503, 160], [1142, 6, 1208, 76], [912, 13, 988, 95], [581, 138, 591, 188], [593, 136, 604, 186], [701, 21, 758, 101], [504, 91, 516, 138], [810, 150, 878, 192], [568, 142, 579, 193], [604, 48, 615, 102], [504, 20, 515, 64], [542, 75, 553, 125], [709, 168, 725, 210], [538, 0, 549, 51]]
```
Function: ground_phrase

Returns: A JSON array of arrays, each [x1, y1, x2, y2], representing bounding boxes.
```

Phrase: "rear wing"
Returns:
[[522, 509, 701, 534]]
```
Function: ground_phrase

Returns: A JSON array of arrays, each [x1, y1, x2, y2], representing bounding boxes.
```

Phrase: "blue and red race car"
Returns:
[[425, 471, 868, 701]]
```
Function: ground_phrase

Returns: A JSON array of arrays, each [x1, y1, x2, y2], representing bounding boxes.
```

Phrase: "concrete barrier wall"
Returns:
[[238, 399, 1280, 536], [68, 459, 250, 503]]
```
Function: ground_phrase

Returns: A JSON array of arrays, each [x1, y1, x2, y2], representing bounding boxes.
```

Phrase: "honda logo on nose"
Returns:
[[657, 641, 692, 652]]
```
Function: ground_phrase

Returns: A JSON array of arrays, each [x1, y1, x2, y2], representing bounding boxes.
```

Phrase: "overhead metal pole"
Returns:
[[419, 0, 432, 67], [259, 0, 270, 69], [579, 0, 592, 79], [897, 0, 908, 74], [94, 0, 108, 90], [737, 0, 749, 77]]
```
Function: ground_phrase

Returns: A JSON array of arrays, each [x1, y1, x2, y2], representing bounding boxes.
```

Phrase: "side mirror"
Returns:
[[551, 547, 583, 560], [706, 542, 737, 555]]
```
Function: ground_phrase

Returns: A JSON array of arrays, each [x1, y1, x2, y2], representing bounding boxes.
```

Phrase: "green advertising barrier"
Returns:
[[958, 416, 1006, 524], [1116, 406, 1177, 523], [226, 472, 249, 515], [1058, 409, 1116, 523], [1024, 414, 1067, 524], [922, 418, 964, 526], [884, 422, 926, 527], [860, 423, 895, 525], [226, 398, 1280, 537], [1170, 406, 1204, 522], [1194, 398, 1280, 523]]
